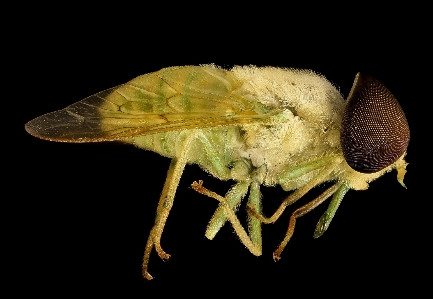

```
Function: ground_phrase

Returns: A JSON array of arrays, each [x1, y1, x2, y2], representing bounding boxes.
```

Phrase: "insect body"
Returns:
[[25, 65, 409, 279]]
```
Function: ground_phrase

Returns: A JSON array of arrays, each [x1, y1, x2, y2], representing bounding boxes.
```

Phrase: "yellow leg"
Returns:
[[142, 132, 195, 280], [245, 157, 343, 261], [191, 180, 262, 256], [273, 182, 342, 261], [247, 157, 342, 224], [205, 182, 249, 240], [247, 181, 262, 250]]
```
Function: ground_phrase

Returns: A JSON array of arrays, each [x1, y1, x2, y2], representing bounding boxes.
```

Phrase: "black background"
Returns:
[[15, 4, 427, 297]]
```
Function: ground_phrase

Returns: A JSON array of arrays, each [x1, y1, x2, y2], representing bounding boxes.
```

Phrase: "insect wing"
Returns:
[[25, 66, 267, 142]]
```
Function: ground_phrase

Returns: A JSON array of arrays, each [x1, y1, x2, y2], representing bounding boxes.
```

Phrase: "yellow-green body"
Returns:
[[105, 66, 404, 190], [25, 65, 408, 280]]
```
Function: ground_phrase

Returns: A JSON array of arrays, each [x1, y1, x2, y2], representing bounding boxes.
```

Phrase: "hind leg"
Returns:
[[142, 132, 195, 280]]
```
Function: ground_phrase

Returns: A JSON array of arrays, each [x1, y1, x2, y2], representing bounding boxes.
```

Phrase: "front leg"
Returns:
[[142, 132, 195, 280], [273, 182, 342, 261], [247, 157, 343, 224], [245, 156, 344, 261]]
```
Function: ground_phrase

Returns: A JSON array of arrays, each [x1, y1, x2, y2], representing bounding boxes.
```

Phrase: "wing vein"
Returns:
[[96, 95, 121, 109], [80, 101, 117, 112], [115, 89, 129, 101], [126, 83, 162, 98]]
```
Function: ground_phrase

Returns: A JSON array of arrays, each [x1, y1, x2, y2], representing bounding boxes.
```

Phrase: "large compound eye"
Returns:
[[341, 73, 410, 173]]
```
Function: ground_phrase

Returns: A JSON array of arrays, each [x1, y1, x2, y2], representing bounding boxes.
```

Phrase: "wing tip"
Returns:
[[25, 113, 81, 142], [25, 117, 51, 140], [25, 114, 118, 143]]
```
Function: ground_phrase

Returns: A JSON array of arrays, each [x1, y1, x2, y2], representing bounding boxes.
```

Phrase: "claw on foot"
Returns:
[[273, 252, 281, 262], [191, 180, 203, 191], [156, 245, 171, 260], [143, 270, 153, 280], [158, 252, 171, 261]]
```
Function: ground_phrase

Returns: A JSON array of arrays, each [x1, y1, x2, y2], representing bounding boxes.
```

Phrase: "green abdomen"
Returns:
[[129, 126, 245, 180]]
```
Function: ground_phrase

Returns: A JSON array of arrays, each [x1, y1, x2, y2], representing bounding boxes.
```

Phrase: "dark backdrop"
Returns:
[[16, 5, 426, 297]]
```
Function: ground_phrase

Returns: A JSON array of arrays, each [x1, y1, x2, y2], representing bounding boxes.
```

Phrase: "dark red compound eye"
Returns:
[[341, 73, 410, 173]]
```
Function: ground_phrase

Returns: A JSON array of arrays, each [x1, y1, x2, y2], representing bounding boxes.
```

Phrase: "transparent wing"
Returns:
[[25, 66, 269, 142]]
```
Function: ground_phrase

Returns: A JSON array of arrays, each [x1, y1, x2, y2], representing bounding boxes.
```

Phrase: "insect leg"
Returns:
[[191, 181, 262, 256], [247, 181, 263, 249], [203, 172, 263, 249], [247, 157, 343, 224], [272, 182, 342, 261], [142, 131, 196, 280], [313, 183, 350, 238], [278, 155, 340, 185], [205, 182, 250, 240], [196, 131, 251, 239]]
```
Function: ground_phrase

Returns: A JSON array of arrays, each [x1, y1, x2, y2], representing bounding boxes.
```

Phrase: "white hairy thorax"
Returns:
[[230, 66, 404, 190], [231, 67, 343, 185]]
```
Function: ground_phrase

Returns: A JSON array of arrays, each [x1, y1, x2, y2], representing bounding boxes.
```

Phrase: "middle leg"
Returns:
[[191, 180, 262, 256]]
